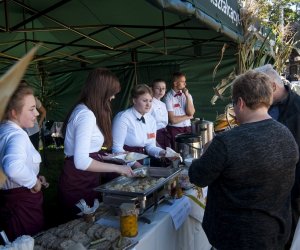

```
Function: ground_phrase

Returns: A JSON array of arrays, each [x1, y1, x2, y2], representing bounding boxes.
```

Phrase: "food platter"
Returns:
[[95, 167, 182, 214], [111, 152, 148, 163], [95, 167, 181, 196]]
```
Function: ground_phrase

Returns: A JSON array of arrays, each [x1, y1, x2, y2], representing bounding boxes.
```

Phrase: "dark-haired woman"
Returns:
[[58, 68, 133, 221], [0, 84, 48, 241]]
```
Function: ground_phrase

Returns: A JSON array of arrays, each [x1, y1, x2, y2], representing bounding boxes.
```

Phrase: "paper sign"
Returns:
[[158, 196, 191, 230]]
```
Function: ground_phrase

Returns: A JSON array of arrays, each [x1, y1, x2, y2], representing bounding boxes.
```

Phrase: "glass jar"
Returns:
[[120, 203, 138, 237]]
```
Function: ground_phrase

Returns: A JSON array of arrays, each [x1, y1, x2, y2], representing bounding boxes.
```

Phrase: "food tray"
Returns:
[[111, 152, 148, 163], [94, 167, 182, 197]]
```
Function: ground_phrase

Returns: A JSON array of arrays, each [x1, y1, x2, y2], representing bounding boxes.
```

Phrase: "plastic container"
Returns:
[[120, 203, 139, 237]]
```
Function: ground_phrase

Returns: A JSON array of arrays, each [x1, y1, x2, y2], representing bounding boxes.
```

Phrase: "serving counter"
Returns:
[[96, 188, 211, 250], [135, 188, 211, 250], [32, 187, 210, 250]]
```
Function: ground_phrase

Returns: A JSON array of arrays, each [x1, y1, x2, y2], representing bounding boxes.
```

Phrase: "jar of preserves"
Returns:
[[120, 203, 139, 237]]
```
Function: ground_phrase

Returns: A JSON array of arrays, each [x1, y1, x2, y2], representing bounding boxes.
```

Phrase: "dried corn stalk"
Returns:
[[211, 70, 236, 105], [210, 0, 296, 105]]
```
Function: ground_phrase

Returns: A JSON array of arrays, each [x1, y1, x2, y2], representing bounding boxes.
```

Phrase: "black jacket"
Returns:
[[189, 119, 299, 250], [276, 85, 300, 215]]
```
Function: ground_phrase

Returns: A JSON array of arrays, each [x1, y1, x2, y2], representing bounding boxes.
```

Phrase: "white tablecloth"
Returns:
[[176, 189, 211, 250], [97, 188, 211, 250], [291, 218, 300, 250], [133, 191, 211, 250]]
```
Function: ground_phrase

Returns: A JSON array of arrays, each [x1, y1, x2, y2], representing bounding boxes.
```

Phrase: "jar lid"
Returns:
[[120, 203, 138, 215], [120, 203, 136, 211]]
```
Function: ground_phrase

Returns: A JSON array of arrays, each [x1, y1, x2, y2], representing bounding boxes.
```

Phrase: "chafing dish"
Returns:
[[94, 167, 182, 214]]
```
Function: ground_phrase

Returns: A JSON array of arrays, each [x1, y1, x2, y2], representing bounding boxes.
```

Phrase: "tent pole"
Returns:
[[21, 1, 28, 53], [10, 0, 71, 31], [134, 62, 138, 85], [131, 50, 138, 85], [162, 10, 167, 55], [114, 18, 190, 50], [13, 24, 210, 33], [10, 0, 114, 50], [4, 0, 9, 32], [38, 62, 48, 167]]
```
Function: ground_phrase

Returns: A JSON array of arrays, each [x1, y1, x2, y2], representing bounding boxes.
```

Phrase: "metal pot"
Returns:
[[191, 118, 214, 146], [174, 133, 202, 161]]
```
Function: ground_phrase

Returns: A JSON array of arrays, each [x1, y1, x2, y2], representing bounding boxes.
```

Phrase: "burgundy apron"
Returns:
[[58, 152, 118, 222], [156, 128, 171, 149], [0, 187, 44, 241], [167, 125, 191, 150], [124, 145, 145, 154]]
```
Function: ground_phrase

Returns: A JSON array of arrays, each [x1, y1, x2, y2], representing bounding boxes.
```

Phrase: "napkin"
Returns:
[[165, 147, 183, 162], [0, 235, 35, 250], [76, 199, 99, 216], [12, 235, 34, 250]]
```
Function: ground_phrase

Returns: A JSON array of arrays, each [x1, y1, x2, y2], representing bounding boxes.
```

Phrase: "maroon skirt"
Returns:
[[58, 152, 118, 222], [156, 128, 171, 149], [0, 187, 44, 241], [167, 125, 191, 149]]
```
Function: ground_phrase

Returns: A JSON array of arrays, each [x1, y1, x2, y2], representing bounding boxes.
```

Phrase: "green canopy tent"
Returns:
[[0, 0, 244, 121]]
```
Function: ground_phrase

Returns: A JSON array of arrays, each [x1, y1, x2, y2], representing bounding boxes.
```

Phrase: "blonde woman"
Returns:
[[0, 84, 48, 241]]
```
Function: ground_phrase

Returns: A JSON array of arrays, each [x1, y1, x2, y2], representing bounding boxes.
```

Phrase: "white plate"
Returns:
[[112, 152, 148, 163]]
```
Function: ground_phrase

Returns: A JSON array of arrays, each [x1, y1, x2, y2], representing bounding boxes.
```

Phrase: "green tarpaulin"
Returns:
[[0, 0, 243, 121]]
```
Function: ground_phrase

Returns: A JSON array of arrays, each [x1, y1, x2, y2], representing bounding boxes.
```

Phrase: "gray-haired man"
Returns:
[[255, 64, 300, 246]]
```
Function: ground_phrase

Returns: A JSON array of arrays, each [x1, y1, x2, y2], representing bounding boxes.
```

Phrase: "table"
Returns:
[[176, 190, 211, 250], [97, 188, 211, 250], [134, 188, 211, 250]]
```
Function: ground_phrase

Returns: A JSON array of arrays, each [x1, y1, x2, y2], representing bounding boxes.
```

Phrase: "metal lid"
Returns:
[[120, 203, 138, 215], [175, 133, 201, 143]]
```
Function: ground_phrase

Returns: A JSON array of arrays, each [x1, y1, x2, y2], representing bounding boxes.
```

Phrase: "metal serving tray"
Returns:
[[94, 167, 182, 197], [95, 167, 182, 215]]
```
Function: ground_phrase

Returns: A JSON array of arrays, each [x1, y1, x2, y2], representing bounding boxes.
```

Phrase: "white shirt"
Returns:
[[150, 97, 168, 130], [64, 104, 104, 170], [163, 89, 193, 127], [0, 120, 40, 190], [112, 107, 162, 157]]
